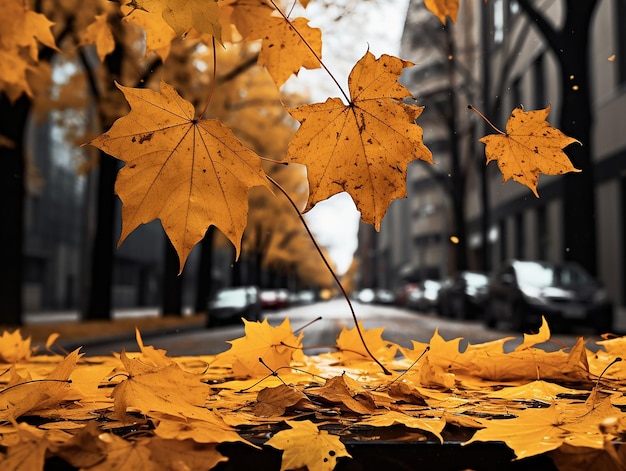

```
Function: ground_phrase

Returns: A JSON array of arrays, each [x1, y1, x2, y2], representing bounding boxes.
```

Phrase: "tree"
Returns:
[[515, 0, 599, 276]]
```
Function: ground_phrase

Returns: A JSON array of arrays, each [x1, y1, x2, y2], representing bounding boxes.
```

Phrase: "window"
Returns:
[[493, 0, 505, 45]]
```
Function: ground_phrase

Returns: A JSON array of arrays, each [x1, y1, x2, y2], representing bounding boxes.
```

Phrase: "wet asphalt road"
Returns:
[[72, 299, 602, 357]]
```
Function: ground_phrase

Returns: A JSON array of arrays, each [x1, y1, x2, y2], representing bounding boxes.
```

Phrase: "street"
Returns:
[[73, 299, 603, 357]]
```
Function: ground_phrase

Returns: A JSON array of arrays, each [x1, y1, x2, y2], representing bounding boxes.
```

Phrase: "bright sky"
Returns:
[[285, 0, 410, 275]]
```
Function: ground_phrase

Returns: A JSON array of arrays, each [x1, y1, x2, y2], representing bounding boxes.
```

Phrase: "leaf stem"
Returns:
[[198, 36, 218, 120], [468, 104, 505, 135], [268, 0, 351, 104], [267, 175, 391, 375]]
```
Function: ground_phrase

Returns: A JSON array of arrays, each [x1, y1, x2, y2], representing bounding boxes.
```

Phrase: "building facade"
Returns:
[[361, 0, 626, 322]]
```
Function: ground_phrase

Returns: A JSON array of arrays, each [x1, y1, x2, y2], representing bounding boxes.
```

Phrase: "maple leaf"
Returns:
[[265, 419, 352, 471], [0, 349, 81, 421], [80, 14, 115, 62], [0, 330, 34, 363], [307, 375, 376, 415], [88, 80, 270, 271], [254, 384, 311, 417], [147, 438, 228, 471], [212, 318, 303, 377], [480, 104, 581, 197], [424, 0, 459, 24], [92, 434, 153, 470], [0, 0, 57, 100], [229, 0, 322, 86], [111, 350, 212, 420], [131, 0, 221, 39], [357, 411, 445, 442], [0, 422, 49, 471], [286, 51, 433, 230], [335, 320, 398, 362], [464, 399, 624, 460], [122, 7, 175, 60]]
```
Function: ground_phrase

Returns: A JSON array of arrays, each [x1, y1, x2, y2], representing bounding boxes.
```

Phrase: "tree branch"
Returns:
[[516, 0, 561, 51]]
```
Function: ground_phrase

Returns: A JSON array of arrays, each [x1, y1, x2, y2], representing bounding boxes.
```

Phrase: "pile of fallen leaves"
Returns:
[[0, 317, 625, 470]]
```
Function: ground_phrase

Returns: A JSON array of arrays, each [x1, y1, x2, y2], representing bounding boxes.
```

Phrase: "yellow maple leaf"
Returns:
[[0, 330, 34, 363], [424, 0, 459, 24], [88, 80, 270, 271], [122, 7, 175, 60], [80, 14, 115, 62], [357, 411, 445, 442], [265, 419, 352, 471], [480, 104, 581, 197], [132, 0, 221, 39], [0, 349, 81, 421], [286, 51, 433, 230], [213, 318, 303, 377], [0, 0, 57, 100], [0, 422, 48, 471], [464, 399, 624, 460], [335, 320, 398, 362], [111, 350, 212, 420], [229, 0, 322, 86]]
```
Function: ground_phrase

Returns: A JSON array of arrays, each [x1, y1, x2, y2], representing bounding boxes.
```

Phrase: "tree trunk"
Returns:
[[83, 152, 118, 319], [557, 1, 598, 276], [162, 237, 183, 315], [516, 0, 599, 276], [194, 226, 214, 313], [0, 95, 29, 325]]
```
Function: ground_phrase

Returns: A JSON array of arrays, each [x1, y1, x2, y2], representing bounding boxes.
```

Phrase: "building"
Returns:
[[362, 0, 626, 324]]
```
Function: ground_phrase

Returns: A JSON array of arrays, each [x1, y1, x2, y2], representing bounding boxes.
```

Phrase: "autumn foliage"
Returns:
[[0, 0, 594, 469], [0, 320, 625, 470]]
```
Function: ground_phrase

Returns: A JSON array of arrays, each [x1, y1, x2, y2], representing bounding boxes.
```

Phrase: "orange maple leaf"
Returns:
[[88, 80, 270, 271], [229, 0, 322, 86], [286, 51, 433, 230], [80, 14, 115, 62], [480, 104, 581, 197], [265, 419, 352, 471], [424, 0, 459, 24]]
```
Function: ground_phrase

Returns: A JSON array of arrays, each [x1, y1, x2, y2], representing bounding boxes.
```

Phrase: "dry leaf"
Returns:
[[480, 104, 581, 197], [424, 0, 459, 24], [88, 80, 270, 271], [286, 51, 433, 230], [265, 419, 352, 471]]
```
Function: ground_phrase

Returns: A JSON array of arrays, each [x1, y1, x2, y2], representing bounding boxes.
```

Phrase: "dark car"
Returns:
[[206, 286, 261, 327], [437, 271, 489, 319], [484, 260, 613, 334], [406, 279, 442, 313]]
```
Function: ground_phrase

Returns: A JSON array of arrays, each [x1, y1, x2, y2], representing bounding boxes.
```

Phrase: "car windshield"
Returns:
[[513, 261, 592, 288], [213, 288, 247, 308]]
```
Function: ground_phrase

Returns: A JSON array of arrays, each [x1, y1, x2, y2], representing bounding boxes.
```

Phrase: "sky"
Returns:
[[284, 0, 411, 275]]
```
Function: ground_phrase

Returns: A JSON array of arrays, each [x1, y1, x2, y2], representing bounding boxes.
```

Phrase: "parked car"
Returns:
[[260, 289, 290, 310], [437, 271, 489, 319], [483, 260, 613, 334], [374, 288, 396, 305], [206, 286, 261, 327], [407, 279, 442, 313]]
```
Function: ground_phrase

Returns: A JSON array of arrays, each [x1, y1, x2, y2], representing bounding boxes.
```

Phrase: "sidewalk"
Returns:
[[3, 307, 206, 346]]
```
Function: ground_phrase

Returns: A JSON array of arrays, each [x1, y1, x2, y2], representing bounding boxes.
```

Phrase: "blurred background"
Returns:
[[1, 0, 625, 344]]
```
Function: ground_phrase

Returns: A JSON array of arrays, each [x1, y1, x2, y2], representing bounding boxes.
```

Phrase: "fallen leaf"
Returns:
[[307, 375, 376, 415], [254, 384, 311, 417], [0, 330, 34, 363], [286, 51, 432, 230], [147, 437, 228, 471], [88, 80, 270, 271], [111, 350, 212, 420], [265, 419, 352, 471], [213, 318, 303, 377], [480, 104, 580, 197]]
